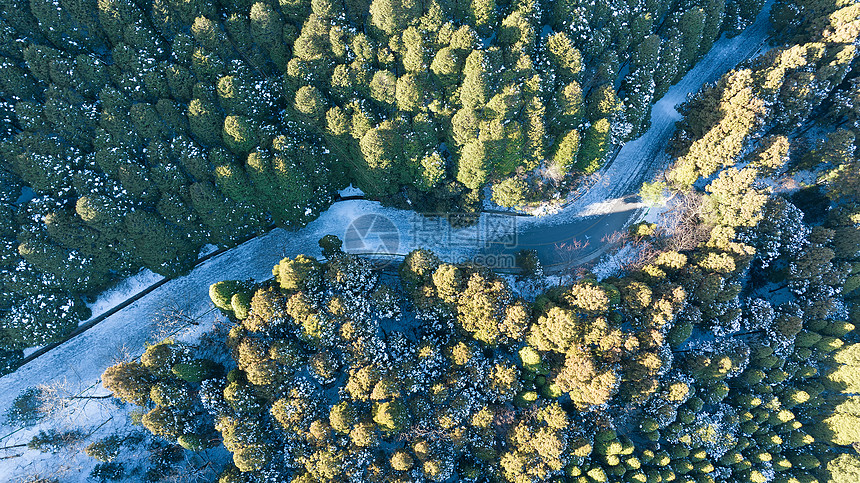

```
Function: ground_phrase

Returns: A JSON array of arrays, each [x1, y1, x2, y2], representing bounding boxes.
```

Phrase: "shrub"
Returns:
[[209, 281, 247, 313], [172, 359, 221, 383]]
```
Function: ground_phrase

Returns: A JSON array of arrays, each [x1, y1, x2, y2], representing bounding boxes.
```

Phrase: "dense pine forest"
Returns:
[[2, 0, 860, 480], [0, 0, 770, 368], [77, 0, 860, 479]]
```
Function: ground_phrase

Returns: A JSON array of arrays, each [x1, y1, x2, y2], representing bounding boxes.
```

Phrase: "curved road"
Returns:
[[481, 5, 773, 270], [0, 5, 772, 475]]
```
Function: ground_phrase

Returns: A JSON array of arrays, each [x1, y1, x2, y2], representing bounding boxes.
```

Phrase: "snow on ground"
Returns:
[[760, 169, 818, 194], [338, 184, 365, 197], [0, 5, 775, 480], [481, 32, 496, 48], [643, 200, 674, 225], [588, 200, 677, 281], [13, 187, 36, 206], [4, 384, 132, 482], [510, 2, 774, 269], [502, 272, 576, 301], [577, 197, 648, 218], [790, 170, 818, 187], [592, 244, 640, 281], [540, 25, 554, 39], [2, 313, 229, 482], [197, 243, 220, 258], [86, 269, 163, 321], [0, 200, 481, 452]]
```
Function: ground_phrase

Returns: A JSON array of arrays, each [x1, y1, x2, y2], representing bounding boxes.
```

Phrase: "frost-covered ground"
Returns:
[[0, 201, 491, 481], [85, 270, 164, 321], [337, 184, 365, 198], [0, 5, 774, 480]]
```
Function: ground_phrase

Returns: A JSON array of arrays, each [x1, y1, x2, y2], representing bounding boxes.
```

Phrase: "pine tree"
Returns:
[[575, 118, 610, 174], [395, 73, 425, 112], [751, 135, 790, 176], [585, 84, 620, 122], [725, 0, 765, 36], [187, 98, 224, 146], [677, 8, 706, 77], [828, 453, 860, 483], [250, 2, 284, 50], [401, 26, 426, 73], [551, 129, 580, 175], [430, 47, 462, 86], [190, 19, 234, 70], [460, 50, 490, 110], [369, 70, 397, 107], [655, 30, 682, 99], [700, 167, 769, 228], [818, 129, 859, 203], [294, 84, 325, 119], [699, 0, 726, 58], [546, 32, 582, 82], [492, 177, 527, 208], [456, 140, 488, 190], [29, 0, 107, 52], [623, 68, 656, 137], [553, 81, 583, 130], [623, 34, 660, 136], [75, 193, 127, 240], [222, 115, 258, 154], [17, 233, 106, 291], [369, 0, 409, 35], [102, 362, 155, 405], [122, 210, 195, 275], [470, 0, 496, 36], [213, 153, 256, 205], [190, 181, 261, 244]]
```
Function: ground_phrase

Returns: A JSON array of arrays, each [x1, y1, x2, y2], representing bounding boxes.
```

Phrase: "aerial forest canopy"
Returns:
[[100, 195, 859, 482], [0, 0, 770, 366], [4, 0, 860, 478], [87, 0, 860, 479]]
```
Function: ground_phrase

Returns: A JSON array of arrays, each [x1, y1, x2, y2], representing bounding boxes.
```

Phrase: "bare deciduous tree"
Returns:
[[665, 191, 711, 251], [152, 299, 204, 341]]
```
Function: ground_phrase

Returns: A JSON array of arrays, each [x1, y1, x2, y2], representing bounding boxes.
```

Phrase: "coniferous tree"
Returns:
[[676, 8, 706, 77], [0, 0, 778, 366], [655, 30, 682, 99], [576, 118, 611, 174]]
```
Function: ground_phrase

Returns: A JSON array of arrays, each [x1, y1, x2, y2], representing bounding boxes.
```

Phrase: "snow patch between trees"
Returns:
[[86, 270, 163, 321]]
